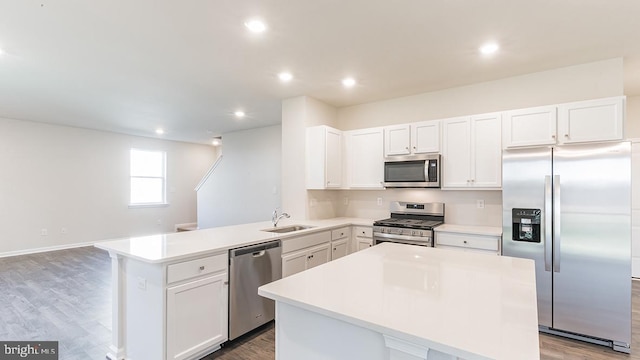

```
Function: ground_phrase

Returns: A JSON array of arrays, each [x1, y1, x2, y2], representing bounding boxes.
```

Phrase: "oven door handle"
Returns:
[[373, 232, 431, 242]]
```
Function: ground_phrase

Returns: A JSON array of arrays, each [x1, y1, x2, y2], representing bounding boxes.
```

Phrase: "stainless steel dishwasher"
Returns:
[[228, 240, 282, 340]]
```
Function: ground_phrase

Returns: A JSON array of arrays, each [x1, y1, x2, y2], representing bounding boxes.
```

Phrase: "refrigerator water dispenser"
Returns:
[[512, 208, 541, 243]]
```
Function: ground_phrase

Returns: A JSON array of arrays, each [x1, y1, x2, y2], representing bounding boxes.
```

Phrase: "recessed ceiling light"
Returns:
[[155, 128, 165, 135], [278, 72, 293, 82], [244, 19, 267, 33], [212, 137, 222, 146], [342, 77, 356, 88], [234, 111, 245, 118], [480, 42, 499, 55]]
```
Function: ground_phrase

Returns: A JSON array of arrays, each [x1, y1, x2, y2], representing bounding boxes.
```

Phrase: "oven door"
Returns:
[[373, 232, 433, 247]]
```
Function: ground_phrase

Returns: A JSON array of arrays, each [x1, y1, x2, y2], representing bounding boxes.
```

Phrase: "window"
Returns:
[[130, 149, 167, 206]]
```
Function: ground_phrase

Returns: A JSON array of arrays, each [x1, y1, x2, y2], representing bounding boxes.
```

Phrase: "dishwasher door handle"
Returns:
[[252, 250, 266, 257]]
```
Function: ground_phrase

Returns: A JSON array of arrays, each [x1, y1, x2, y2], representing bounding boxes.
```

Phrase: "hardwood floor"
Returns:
[[0, 246, 111, 360], [0, 246, 638, 359]]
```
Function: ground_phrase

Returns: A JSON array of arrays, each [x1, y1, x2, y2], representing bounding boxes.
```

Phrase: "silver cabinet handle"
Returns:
[[553, 175, 561, 272], [223, 281, 229, 285], [199, 266, 205, 271], [544, 175, 552, 272], [564, 134, 569, 138], [551, 134, 556, 139]]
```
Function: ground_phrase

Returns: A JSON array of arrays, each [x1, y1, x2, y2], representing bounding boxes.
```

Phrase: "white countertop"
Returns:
[[435, 224, 503, 237], [95, 217, 374, 263], [259, 243, 539, 360]]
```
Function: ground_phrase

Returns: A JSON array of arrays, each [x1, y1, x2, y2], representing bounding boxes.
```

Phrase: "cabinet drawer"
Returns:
[[354, 226, 372, 238], [331, 227, 350, 240], [167, 253, 227, 284], [436, 232, 499, 251]]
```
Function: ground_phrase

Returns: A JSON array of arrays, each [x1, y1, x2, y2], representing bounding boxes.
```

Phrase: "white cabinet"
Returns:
[[558, 97, 624, 144], [435, 230, 500, 255], [503, 97, 624, 148], [331, 240, 348, 260], [282, 231, 332, 277], [384, 121, 440, 157], [331, 227, 351, 260], [282, 243, 331, 277], [503, 105, 557, 148], [120, 252, 228, 360], [344, 128, 384, 188], [442, 113, 501, 189], [307, 125, 342, 189], [353, 226, 373, 252], [166, 272, 228, 360], [384, 125, 411, 156], [411, 121, 440, 154]]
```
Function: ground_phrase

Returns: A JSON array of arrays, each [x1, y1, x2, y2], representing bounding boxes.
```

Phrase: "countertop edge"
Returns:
[[94, 217, 375, 264]]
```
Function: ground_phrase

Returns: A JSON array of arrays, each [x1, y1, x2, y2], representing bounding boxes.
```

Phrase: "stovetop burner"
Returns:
[[373, 201, 445, 230]]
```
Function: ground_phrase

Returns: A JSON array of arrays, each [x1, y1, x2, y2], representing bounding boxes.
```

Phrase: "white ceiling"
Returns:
[[1, 0, 639, 144]]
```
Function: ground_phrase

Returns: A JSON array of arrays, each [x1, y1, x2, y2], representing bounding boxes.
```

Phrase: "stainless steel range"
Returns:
[[373, 202, 444, 247]]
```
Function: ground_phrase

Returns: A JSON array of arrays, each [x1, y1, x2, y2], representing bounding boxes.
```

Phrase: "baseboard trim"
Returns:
[[0, 240, 99, 258]]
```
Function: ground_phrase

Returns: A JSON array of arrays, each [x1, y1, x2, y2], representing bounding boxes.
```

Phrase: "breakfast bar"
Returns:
[[259, 243, 540, 360]]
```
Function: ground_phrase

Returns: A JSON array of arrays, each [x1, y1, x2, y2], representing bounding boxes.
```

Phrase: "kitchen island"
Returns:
[[95, 217, 373, 360], [259, 242, 540, 360]]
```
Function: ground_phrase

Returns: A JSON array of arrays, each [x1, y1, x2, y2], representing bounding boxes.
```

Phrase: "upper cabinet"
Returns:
[[384, 125, 411, 156], [503, 105, 557, 148], [306, 125, 342, 189], [442, 113, 502, 189], [503, 97, 624, 148], [557, 97, 624, 144], [344, 128, 384, 189], [383, 120, 440, 157]]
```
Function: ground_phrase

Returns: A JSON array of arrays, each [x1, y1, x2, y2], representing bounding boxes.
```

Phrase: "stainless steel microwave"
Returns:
[[383, 154, 440, 188]]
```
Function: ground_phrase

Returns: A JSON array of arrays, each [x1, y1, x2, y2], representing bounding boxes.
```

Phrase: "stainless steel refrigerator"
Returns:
[[502, 142, 631, 353]]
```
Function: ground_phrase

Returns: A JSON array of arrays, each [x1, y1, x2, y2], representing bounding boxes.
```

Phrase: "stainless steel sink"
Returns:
[[261, 225, 315, 233]]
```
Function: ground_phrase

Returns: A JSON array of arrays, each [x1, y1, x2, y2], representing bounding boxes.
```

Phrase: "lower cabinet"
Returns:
[[282, 242, 331, 277], [435, 230, 500, 255], [331, 239, 349, 260], [353, 226, 373, 252], [122, 252, 228, 360], [166, 273, 228, 360]]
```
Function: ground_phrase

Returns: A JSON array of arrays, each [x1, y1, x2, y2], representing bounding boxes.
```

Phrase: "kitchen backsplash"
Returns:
[[307, 189, 502, 226]]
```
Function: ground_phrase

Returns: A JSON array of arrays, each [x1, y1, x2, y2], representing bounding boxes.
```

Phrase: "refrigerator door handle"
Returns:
[[553, 175, 561, 272], [544, 175, 552, 272]]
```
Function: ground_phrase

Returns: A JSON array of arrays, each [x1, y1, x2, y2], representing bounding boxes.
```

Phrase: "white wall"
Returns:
[[0, 117, 217, 256], [197, 125, 282, 228], [338, 58, 623, 130]]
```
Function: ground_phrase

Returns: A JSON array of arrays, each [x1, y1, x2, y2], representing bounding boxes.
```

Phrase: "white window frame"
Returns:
[[129, 148, 168, 208]]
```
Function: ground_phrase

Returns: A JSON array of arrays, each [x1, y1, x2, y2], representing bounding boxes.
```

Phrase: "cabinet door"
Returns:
[[346, 128, 384, 188], [442, 117, 472, 188], [282, 250, 308, 278], [325, 128, 343, 188], [558, 97, 624, 144], [307, 243, 330, 269], [356, 238, 373, 251], [471, 113, 502, 188], [411, 120, 440, 154], [331, 240, 348, 260], [384, 125, 411, 156], [166, 273, 228, 360], [503, 106, 557, 148]]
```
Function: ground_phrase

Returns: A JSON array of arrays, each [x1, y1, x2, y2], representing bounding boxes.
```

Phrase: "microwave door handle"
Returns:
[[423, 160, 429, 182]]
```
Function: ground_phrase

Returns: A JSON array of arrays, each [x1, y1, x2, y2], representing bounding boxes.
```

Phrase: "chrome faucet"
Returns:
[[272, 208, 290, 227]]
